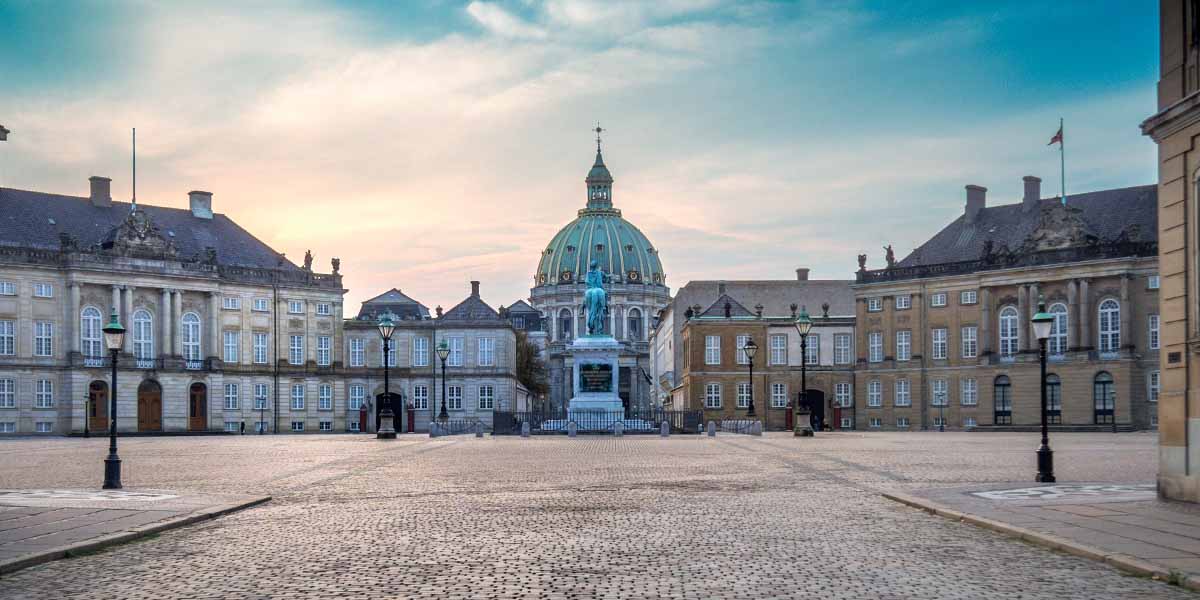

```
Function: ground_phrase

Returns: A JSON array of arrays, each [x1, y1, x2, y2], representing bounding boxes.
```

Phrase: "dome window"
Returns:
[[595, 244, 604, 252], [560, 270, 573, 282], [625, 244, 634, 252], [627, 270, 640, 282], [566, 245, 576, 252]]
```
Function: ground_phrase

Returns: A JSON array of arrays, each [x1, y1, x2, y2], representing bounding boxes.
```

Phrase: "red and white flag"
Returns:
[[1048, 125, 1063, 146]]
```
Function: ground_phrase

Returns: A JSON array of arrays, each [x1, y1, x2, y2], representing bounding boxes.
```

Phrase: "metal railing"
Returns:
[[715, 419, 757, 434], [430, 418, 482, 437], [492, 409, 703, 435]]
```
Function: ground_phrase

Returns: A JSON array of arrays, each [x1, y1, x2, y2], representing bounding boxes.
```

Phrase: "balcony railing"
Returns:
[[82, 356, 106, 368], [135, 358, 160, 369], [856, 240, 1156, 284], [185, 359, 206, 370]]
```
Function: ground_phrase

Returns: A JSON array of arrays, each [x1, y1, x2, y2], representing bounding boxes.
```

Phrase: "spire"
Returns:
[[585, 123, 613, 209]]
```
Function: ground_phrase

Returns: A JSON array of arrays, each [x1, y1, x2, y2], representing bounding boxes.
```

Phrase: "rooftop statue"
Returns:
[[584, 260, 609, 336]]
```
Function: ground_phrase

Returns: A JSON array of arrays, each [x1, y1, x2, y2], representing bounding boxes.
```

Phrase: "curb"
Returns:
[[0, 495, 271, 578], [881, 491, 1200, 592]]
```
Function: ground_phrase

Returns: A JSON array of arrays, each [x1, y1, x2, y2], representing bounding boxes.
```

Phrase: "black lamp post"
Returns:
[[377, 313, 397, 439], [259, 396, 266, 435], [743, 338, 757, 417], [1032, 297, 1055, 483], [794, 307, 813, 435], [437, 340, 450, 422], [101, 310, 125, 490], [83, 394, 90, 438]]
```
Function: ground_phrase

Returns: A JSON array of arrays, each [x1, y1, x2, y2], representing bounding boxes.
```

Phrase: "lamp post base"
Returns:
[[376, 410, 397, 440], [1036, 445, 1055, 483], [102, 454, 122, 489]]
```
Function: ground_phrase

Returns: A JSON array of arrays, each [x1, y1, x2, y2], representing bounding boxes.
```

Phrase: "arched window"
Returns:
[[999, 307, 1019, 357], [132, 309, 154, 360], [1093, 371, 1115, 424], [1048, 303, 1068, 356], [627, 308, 642, 341], [182, 312, 201, 361], [1098, 299, 1120, 354], [993, 375, 1012, 425], [80, 307, 102, 358], [1046, 373, 1062, 424], [559, 308, 572, 340]]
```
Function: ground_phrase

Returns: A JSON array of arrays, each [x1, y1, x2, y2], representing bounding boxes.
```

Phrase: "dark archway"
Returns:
[[802, 389, 826, 431], [88, 380, 108, 431], [137, 380, 163, 432], [189, 382, 208, 431]]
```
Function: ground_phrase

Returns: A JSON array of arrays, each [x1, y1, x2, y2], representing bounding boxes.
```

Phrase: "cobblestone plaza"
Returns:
[[0, 431, 1186, 599]]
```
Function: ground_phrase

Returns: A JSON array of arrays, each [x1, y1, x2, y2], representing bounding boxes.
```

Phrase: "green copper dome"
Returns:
[[534, 146, 665, 288]]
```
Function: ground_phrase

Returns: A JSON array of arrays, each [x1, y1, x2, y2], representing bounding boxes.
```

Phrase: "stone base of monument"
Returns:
[[541, 334, 654, 434]]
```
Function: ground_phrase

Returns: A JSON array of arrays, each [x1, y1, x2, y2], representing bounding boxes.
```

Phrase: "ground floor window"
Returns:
[[349, 421, 360, 432], [840, 417, 853, 429], [963, 417, 977, 428], [224, 421, 240, 432], [0, 422, 14, 433], [35, 421, 53, 433], [413, 385, 428, 410], [705, 383, 721, 409], [994, 375, 1012, 425], [255, 422, 267, 433], [1094, 372, 1115, 425], [291, 421, 305, 432], [736, 382, 750, 408], [771, 383, 786, 408], [1046, 374, 1062, 425], [869, 417, 882, 428], [448, 386, 463, 410], [896, 417, 910, 428], [319, 421, 332, 432], [932, 416, 945, 428], [478, 386, 494, 410]]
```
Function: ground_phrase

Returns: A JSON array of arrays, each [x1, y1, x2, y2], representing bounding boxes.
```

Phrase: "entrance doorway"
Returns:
[[137, 380, 163, 432], [88, 380, 109, 431], [376, 392, 403, 432], [803, 389, 825, 431], [189, 382, 208, 431]]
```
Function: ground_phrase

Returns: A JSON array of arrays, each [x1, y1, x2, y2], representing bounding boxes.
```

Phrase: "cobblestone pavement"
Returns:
[[0, 431, 1186, 599]]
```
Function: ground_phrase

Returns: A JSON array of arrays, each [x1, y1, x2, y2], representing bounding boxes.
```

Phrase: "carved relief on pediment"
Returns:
[[105, 210, 178, 259], [1021, 203, 1097, 252]]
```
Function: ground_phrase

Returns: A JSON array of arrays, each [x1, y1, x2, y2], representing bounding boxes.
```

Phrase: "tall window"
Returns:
[[317, 336, 331, 366], [316, 303, 332, 316], [447, 385, 463, 410], [1098, 299, 1120, 354], [381, 339, 397, 367], [805, 335, 820, 365], [1049, 303, 1068, 356], [448, 337, 464, 367], [1093, 372, 1115, 424], [254, 383, 269, 410], [867, 298, 882, 312], [868, 380, 882, 407], [868, 332, 883, 363], [350, 338, 364, 367], [835, 383, 851, 407], [413, 385, 428, 410], [478, 385, 495, 410], [705, 335, 720, 365], [35, 380, 53, 408], [132, 310, 153, 360], [478, 337, 495, 367], [834, 334, 852, 365], [34, 321, 53, 357], [559, 308, 572, 339], [182, 313, 201, 360], [288, 300, 304, 314], [999, 307, 1019, 357], [33, 283, 53, 298], [931, 292, 947, 307], [252, 298, 270, 312], [81, 307, 102, 358], [1149, 370, 1160, 403], [223, 331, 240, 363], [770, 334, 787, 365], [291, 384, 305, 410], [627, 308, 642, 341], [960, 290, 977, 305], [1046, 374, 1061, 424], [289, 335, 304, 365], [253, 332, 268, 364], [1149, 315, 1160, 351], [961, 326, 978, 358], [895, 331, 911, 361], [895, 295, 911, 310], [349, 385, 364, 410], [931, 379, 948, 406], [961, 378, 977, 405], [931, 328, 947, 360], [413, 337, 429, 367], [0, 320, 13, 355], [894, 379, 911, 406], [735, 335, 751, 365], [222, 296, 241, 310], [319, 384, 332, 410], [771, 382, 787, 408], [224, 383, 239, 410], [994, 375, 1012, 425], [0, 379, 13, 408], [704, 383, 721, 408], [736, 382, 751, 408]]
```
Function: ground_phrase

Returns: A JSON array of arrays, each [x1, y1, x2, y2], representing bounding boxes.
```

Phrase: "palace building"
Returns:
[[530, 136, 670, 412]]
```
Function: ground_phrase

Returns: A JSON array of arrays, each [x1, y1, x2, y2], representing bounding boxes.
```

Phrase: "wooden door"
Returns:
[[137, 381, 162, 432], [189, 383, 208, 431], [88, 381, 109, 431]]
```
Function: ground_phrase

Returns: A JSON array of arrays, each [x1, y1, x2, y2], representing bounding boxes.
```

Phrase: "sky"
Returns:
[[0, 1, 1159, 314]]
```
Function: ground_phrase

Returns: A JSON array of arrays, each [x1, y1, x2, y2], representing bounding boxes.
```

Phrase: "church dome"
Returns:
[[533, 140, 665, 288]]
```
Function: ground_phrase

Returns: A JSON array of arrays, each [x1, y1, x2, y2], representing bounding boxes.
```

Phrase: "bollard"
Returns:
[[613, 421, 624, 437], [475, 423, 484, 438], [521, 421, 530, 438], [707, 421, 716, 437], [568, 421, 577, 438], [429, 423, 438, 438], [660, 420, 670, 438], [752, 421, 763, 436]]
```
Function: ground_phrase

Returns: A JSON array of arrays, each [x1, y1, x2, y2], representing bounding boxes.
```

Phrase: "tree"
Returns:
[[515, 330, 548, 400]]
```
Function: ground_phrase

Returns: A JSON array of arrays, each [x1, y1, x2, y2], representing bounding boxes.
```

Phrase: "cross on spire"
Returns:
[[593, 123, 604, 152]]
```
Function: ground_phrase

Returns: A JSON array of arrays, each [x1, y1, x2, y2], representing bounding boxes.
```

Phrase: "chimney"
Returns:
[[470, 280, 480, 297], [964, 185, 987, 224], [1022, 176, 1041, 212], [717, 282, 726, 295], [796, 268, 810, 281], [189, 191, 213, 219], [88, 176, 112, 207]]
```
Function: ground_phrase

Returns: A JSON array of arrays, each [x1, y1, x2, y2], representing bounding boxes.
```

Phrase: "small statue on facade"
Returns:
[[331, 257, 340, 275], [857, 253, 867, 272], [303, 249, 314, 271], [204, 246, 218, 264], [883, 245, 896, 269]]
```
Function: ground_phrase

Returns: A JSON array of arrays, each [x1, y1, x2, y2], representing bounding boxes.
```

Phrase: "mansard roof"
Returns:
[[441, 291, 503, 322], [356, 288, 430, 321], [504, 299, 538, 314], [0, 187, 300, 270], [674, 280, 856, 320], [698, 294, 755, 319]]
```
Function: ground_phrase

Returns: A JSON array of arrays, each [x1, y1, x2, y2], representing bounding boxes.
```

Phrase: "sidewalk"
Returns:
[[885, 482, 1200, 590], [0, 489, 269, 576]]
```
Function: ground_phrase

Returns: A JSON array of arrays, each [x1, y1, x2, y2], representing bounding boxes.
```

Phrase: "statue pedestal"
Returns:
[[567, 335, 623, 417]]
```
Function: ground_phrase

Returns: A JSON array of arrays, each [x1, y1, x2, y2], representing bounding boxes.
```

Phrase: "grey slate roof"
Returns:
[[0, 187, 298, 270], [356, 288, 431, 321], [441, 294, 502, 322], [503, 299, 538, 314], [671, 280, 856, 320], [698, 294, 754, 318], [899, 185, 1157, 267]]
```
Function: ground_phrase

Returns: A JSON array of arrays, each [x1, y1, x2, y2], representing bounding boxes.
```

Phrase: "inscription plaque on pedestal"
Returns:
[[579, 363, 613, 393]]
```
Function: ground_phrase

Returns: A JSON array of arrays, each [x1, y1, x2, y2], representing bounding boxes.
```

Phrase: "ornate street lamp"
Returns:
[[794, 306, 813, 435], [101, 310, 125, 489], [436, 340, 450, 422], [1032, 297, 1055, 483], [743, 338, 758, 417], [377, 312, 397, 439]]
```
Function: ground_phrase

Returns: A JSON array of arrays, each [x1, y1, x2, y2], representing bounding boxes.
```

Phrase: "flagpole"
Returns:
[[1059, 117, 1066, 206], [131, 128, 137, 213]]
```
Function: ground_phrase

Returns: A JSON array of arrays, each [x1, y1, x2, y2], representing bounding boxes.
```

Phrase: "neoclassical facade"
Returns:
[[529, 140, 670, 412], [0, 177, 346, 435]]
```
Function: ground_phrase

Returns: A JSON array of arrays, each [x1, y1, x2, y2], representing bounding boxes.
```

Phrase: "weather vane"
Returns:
[[594, 122, 604, 152]]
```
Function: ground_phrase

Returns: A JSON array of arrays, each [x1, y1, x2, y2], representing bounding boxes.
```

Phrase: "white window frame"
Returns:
[[290, 384, 305, 410], [1098, 299, 1120, 354], [704, 383, 721, 409], [0, 422, 16, 433], [253, 332, 268, 364], [868, 332, 883, 363], [319, 421, 333, 432], [35, 379, 53, 408], [895, 295, 911, 310], [0, 379, 13, 408], [1149, 314, 1160, 351], [735, 335, 751, 365], [413, 337, 429, 367], [34, 321, 53, 357], [805, 335, 820, 365], [0, 320, 13, 355], [1049, 304, 1068, 356], [895, 331, 911, 362], [254, 383, 269, 410], [0, 281, 14, 295], [252, 298, 270, 312], [222, 296, 241, 310], [223, 330, 240, 363], [288, 300, 305, 315], [963, 416, 977, 428], [961, 378, 978, 406], [835, 382, 851, 407], [350, 338, 365, 367], [132, 310, 153, 360], [182, 313, 202, 361], [869, 417, 882, 428], [349, 385, 365, 410], [224, 383, 239, 410], [1149, 370, 1160, 403], [868, 380, 882, 407], [319, 384, 332, 410], [769, 334, 787, 365], [35, 421, 53, 433], [291, 421, 305, 432], [33, 283, 53, 298], [478, 337, 495, 367], [289, 335, 304, 365], [897, 417, 910, 428], [448, 337, 464, 367], [705, 335, 720, 365], [999, 307, 1019, 357], [478, 385, 495, 410], [316, 302, 332, 316], [834, 334, 852, 365], [381, 340, 397, 368], [930, 292, 947, 307], [413, 385, 428, 410], [931, 328, 947, 360], [894, 379, 911, 407], [961, 326, 978, 358], [867, 297, 882, 312], [317, 336, 331, 366], [931, 379, 948, 406], [736, 382, 751, 408], [1149, 274, 1160, 290], [960, 290, 977, 305], [771, 382, 787, 408], [81, 307, 102, 358], [447, 385, 463, 410]]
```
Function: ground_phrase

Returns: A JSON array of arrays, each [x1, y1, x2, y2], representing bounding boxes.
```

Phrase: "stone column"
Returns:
[[1079, 279, 1091, 350], [1027, 282, 1039, 350], [1066, 280, 1078, 349], [172, 290, 183, 356], [70, 283, 81, 354], [979, 288, 992, 356], [1017, 285, 1028, 352], [208, 292, 220, 359], [1119, 274, 1130, 350], [111, 285, 121, 321], [160, 288, 171, 359], [123, 286, 134, 354]]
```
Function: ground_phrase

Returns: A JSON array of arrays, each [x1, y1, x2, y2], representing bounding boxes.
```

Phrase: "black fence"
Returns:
[[430, 418, 482, 436], [715, 419, 758, 435], [493, 409, 704, 435]]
